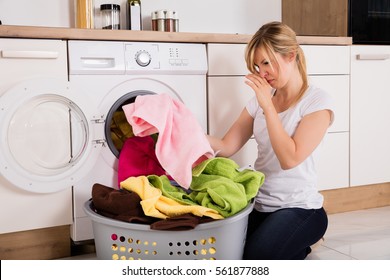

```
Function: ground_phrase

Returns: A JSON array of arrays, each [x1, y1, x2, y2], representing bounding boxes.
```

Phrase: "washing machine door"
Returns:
[[0, 78, 100, 193]]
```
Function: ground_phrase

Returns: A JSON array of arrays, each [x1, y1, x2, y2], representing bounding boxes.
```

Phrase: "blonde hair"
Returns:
[[245, 21, 308, 105]]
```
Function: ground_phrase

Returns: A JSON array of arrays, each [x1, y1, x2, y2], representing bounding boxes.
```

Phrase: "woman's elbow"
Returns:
[[279, 159, 300, 170]]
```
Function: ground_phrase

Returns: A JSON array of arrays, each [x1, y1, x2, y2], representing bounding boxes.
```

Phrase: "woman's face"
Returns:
[[253, 48, 295, 89]]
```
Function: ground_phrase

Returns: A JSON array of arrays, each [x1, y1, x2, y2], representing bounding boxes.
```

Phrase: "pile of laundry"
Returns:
[[90, 94, 265, 230]]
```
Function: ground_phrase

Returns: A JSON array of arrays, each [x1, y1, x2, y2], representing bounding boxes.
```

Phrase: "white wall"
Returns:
[[0, 0, 281, 34], [0, 0, 72, 27], [141, 0, 281, 34]]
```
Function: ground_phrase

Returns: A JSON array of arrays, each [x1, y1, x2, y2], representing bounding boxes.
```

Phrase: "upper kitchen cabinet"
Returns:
[[350, 45, 390, 186], [282, 0, 348, 37], [207, 44, 350, 190]]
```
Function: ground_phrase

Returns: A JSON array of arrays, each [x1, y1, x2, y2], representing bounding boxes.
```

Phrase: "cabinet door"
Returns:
[[302, 45, 350, 75], [350, 46, 390, 186], [282, 0, 348, 37], [208, 76, 257, 167], [317, 133, 349, 190], [207, 44, 247, 75]]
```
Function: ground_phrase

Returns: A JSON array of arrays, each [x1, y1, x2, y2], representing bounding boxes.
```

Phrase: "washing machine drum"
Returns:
[[104, 90, 155, 158]]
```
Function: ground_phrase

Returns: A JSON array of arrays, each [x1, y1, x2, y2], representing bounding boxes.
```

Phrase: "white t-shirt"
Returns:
[[246, 84, 335, 212]]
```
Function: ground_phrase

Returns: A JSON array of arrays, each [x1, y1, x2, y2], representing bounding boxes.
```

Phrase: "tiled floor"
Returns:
[[65, 206, 390, 260], [306, 206, 390, 260]]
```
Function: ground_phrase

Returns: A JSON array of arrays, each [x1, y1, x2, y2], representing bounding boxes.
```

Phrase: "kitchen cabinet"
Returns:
[[207, 44, 350, 190], [207, 44, 257, 168], [303, 45, 350, 190], [282, 0, 348, 37], [350, 45, 390, 186]]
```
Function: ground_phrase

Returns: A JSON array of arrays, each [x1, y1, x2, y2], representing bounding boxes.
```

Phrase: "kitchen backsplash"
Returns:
[[0, 0, 280, 34]]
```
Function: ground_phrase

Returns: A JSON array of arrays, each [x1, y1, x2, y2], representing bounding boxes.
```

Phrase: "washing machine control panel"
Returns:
[[68, 41, 207, 75], [135, 50, 152, 67], [124, 42, 207, 74]]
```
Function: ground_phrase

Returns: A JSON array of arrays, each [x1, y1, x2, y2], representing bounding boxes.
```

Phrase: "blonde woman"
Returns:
[[207, 21, 333, 259]]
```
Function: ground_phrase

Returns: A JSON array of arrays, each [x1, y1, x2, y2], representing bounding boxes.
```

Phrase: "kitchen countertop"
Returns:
[[0, 25, 352, 45]]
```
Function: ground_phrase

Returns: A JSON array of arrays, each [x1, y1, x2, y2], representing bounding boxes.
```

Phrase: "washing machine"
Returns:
[[67, 40, 208, 242], [0, 38, 73, 235]]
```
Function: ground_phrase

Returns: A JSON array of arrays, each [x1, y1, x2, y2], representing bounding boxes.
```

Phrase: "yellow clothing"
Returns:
[[120, 176, 223, 220]]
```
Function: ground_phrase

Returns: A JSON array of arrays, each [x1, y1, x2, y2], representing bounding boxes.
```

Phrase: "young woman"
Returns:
[[207, 21, 334, 260]]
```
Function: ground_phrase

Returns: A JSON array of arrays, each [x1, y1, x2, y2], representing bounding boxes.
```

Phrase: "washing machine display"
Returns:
[[68, 41, 208, 241]]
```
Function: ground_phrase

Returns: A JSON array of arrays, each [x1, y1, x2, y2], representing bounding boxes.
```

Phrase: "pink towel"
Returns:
[[122, 94, 214, 188]]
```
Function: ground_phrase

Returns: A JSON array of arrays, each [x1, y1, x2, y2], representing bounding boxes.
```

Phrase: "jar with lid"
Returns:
[[100, 4, 121, 30], [151, 11, 158, 31], [75, 0, 94, 28], [165, 10, 174, 32], [172, 11, 179, 32], [156, 10, 166, 32]]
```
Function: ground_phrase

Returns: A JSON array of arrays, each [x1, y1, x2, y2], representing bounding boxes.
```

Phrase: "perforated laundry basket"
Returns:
[[84, 200, 253, 260]]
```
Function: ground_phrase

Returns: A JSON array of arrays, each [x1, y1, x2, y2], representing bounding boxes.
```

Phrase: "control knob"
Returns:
[[135, 50, 151, 67]]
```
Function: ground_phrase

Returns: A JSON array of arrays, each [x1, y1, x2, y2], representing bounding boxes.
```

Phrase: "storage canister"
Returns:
[[156, 10, 166, 32], [173, 10, 179, 32], [101, 4, 121, 30], [165, 10, 174, 32], [151, 11, 158, 31]]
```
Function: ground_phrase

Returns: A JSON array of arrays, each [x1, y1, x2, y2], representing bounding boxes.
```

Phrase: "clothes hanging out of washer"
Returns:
[[122, 93, 214, 189]]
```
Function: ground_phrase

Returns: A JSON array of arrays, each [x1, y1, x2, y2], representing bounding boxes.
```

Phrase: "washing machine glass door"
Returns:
[[0, 78, 98, 193]]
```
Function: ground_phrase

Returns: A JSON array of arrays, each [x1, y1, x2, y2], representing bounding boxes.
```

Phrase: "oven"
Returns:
[[349, 0, 390, 44]]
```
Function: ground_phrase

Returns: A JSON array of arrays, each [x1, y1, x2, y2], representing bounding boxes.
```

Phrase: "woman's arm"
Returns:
[[207, 108, 254, 158], [263, 106, 331, 169]]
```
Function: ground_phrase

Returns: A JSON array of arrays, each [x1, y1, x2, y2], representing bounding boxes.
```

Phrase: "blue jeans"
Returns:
[[243, 207, 328, 260]]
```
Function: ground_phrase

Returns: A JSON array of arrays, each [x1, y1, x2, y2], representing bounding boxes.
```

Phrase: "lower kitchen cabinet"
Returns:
[[350, 45, 390, 186], [316, 132, 349, 190], [208, 76, 257, 167]]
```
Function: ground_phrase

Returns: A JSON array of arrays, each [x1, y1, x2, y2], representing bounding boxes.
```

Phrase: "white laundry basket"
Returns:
[[84, 200, 253, 260]]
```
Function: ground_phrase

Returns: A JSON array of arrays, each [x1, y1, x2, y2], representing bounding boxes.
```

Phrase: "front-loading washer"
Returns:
[[67, 40, 208, 242]]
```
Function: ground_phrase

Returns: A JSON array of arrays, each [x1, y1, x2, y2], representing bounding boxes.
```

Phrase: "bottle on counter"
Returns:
[[75, 0, 94, 29], [173, 10, 179, 32], [100, 4, 121, 30], [151, 10, 179, 32], [165, 10, 174, 32], [151, 10, 158, 31], [127, 0, 142, 30]]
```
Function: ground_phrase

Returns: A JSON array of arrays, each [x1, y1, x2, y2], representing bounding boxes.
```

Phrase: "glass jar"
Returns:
[[100, 4, 121, 30]]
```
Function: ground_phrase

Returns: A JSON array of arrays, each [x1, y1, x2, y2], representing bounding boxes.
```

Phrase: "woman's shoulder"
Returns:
[[304, 84, 332, 101], [298, 84, 335, 116], [301, 84, 334, 107]]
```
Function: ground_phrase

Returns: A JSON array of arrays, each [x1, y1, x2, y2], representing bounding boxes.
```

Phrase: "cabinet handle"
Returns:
[[1, 50, 59, 59], [356, 54, 390, 60], [80, 57, 115, 68]]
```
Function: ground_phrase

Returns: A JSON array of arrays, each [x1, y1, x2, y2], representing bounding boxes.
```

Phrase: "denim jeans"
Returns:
[[243, 207, 328, 260]]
